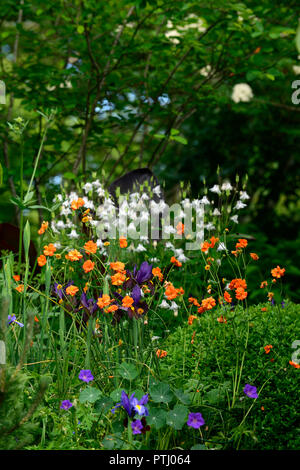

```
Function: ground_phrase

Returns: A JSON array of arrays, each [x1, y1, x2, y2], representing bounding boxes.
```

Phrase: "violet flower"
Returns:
[[79, 369, 94, 383], [187, 412, 205, 429], [243, 384, 258, 399], [60, 400, 73, 410], [7, 315, 24, 327], [111, 390, 149, 417], [131, 419, 143, 435]]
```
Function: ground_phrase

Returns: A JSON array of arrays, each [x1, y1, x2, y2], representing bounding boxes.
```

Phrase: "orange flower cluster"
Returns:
[[156, 349, 167, 358], [37, 254, 47, 267], [122, 296, 134, 308], [201, 236, 219, 252], [71, 198, 85, 210], [188, 297, 200, 307], [15, 284, 24, 293], [176, 222, 184, 235], [152, 267, 163, 282], [217, 315, 227, 324], [66, 285, 79, 296], [164, 282, 184, 300], [250, 252, 259, 260], [111, 272, 126, 286], [83, 260, 95, 273], [236, 238, 248, 249], [13, 275, 20, 282], [170, 256, 182, 267], [97, 294, 111, 309], [264, 344, 273, 354], [84, 240, 97, 255], [260, 281, 268, 289], [43, 244, 56, 256], [289, 360, 300, 369], [38, 221, 48, 235], [224, 291, 232, 303], [229, 278, 248, 301], [65, 249, 83, 261], [119, 237, 127, 248], [271, 266, 285, 279], [201, 297, 216, 310], [188, 315, 198, 325], [110, 261, 125, 272]]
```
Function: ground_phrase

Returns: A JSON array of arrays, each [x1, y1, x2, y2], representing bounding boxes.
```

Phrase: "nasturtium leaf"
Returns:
[[191, 444, 207, 450], [102, 433, 123, 450], [118, 362, 138, 381], [79, 386, 102, 403], [150, 382, 174, 403], [174, 388, 192, 405], [110, 388, 124, 402], [166, 404, 188, 430]]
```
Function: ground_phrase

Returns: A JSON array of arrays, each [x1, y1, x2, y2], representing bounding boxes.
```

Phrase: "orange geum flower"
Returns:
[[122, 296, 134, 308], [236, 238, 248, 249], [229, 278, 247, 290], [176, 287, 185, 296], [201, 241, 211, 252], [217, 315, 227, 324], [83, 260, 95, 273], [110, 261, 125, 272], [65, 249, 83, 261], [197, 306, 206, 314], [97, 295, 111, 309], [188, 315, 198, 325], [289, 360, 300, 369], [235, 287, 248, 300], [201, 297, 216, 310], [37, 255, 47, 267], [209, 236, 219, 248], [264, 344, 273, 354], [84, 240, 97, 255], [250, 253, 259, 260], [165, 283, 178, 300], [188, 297, 200, 307], [43, 243, 56, 256], [224, 291, 232, 303], [66, 285, 79, 296], [260, 281, 268, 289], [204, 265, 210, 270], [38, 221, 48, 235], [156, 349, 167, 358], [106, 304, 119, 313], [271, 266, 285, 279], [119, 236, 128, 248], [13, 275, 20, 282], [71, 198, 85, 210], [16, 284, 24, 293], [231, 250, 239, 257], [83, 282, 89, 293], [170, 256, 182, 267], [261, 307, 267, 312], [152, 267, 163, 281], [111, 272, 126, 286], [267, 292, 274, 301]]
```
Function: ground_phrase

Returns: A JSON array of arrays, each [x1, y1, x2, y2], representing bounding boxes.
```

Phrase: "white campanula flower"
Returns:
[[84, 200, 95, 210], [96, 239, 104, 248], [60, 206, 72, 217], [163, 225, 176, 235], [150, 257, 159, 262], [152, 185, 161, 197], [68, 229, 79, 239], [230, 215, 239, 224], [54, 242, 62, 249], [165, 242, 175, 250], [221, 182, 233, 191], [92, 179, 102, 188], [135, 244, 147, 252], [140, 235, 149, 243], [212, 208, 221, 216], [231, 83, 253, 103], [83, 182, 93, 193], [234, 201, 247, 210], [210, 184, 221, 195], [205, 222, 215, 230], [159, 300, 170, 309], [56, 220, 65, 230], [217, 242, 227, 252], [239, 191, 250, 200], [51, 221, 59, 233], [176, 252, 189, 263], [96, 187, 105, 198], [199, 196, 210, 205], [169, 301, 179, 311], [200, 64, 212, 77]]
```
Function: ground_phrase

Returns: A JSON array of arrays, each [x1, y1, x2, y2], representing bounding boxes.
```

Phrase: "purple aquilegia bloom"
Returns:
[[187, 412, 205, 429], [7, 315, 24, 327], [60, 400, 73, 410], [131, 419, 143, 435], [243, 384, 258, 399], [78, 369, 94, 383], [111, 391, 149, 417]]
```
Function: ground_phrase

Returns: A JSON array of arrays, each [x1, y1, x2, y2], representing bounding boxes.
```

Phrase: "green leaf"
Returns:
[[94, 396, 113, 415], [171, 135, 188, 145], [149, 382, 174, 403], [0, 163, 3, 187], [174, 388, 192, 405], [77, 25, 84, 34], [79, 386, 102, 403], [166, 404, 188, 430], [102, 433, 123, 450], [118, 362, 138, 381], [191, 444, 207, 450], [296, 19, 300, 53], [110, 388, 124, 402], [23, 221, 31, 260], [147, 408, 167, 429]]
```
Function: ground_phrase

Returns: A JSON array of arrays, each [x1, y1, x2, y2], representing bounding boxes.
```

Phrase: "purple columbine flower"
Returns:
[[78, 369, 94, 383], [243, 384, 258, 399], [60, 400, 73, 410], [111, 391, 149, 417], [131, 419, 143, 435], [7, 315, 24, 327], [187, 412, 205, 429]]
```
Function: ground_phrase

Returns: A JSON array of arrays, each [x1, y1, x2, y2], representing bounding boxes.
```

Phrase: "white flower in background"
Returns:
[[293, 65, 300, 75], [199, 196, 210, 205], [135, 244, 147, 252], [230, 215, 239, 224], [205, 222, 215, 230], [200, 65, 212, 77], [169, 301, 179, 311], [60, 206, 72, 216], [165, 241, 175, 250], [239, 191, 250, 200], [92, 179, 102, 188], [217, 242, 227, 252], [159, 300, 170, 309], [54, 242, 62, 249], [212, 208, 221, 216], [210, 184, 221, 195], [84, 200, 95, 210], [56, 220, 65, 230], [163, 225, 177, 235], [68, 229, 79, 239], [221, 182, 233, 191], [165, 20, 181, 45], [176, 252, 189, 263], [83, 183, 93, 193], [179, 14, 206, 33], [96, 187, 105, 197], [53, 194, 63, 202], [216, 259, 222, 266], [151, 336, 161, 341], [96, 239, 104, 248], [51, 221, 59, 233], [234, 200, 247, 210], [231, 83, 253, 103], [150, 257, 159, 263]]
